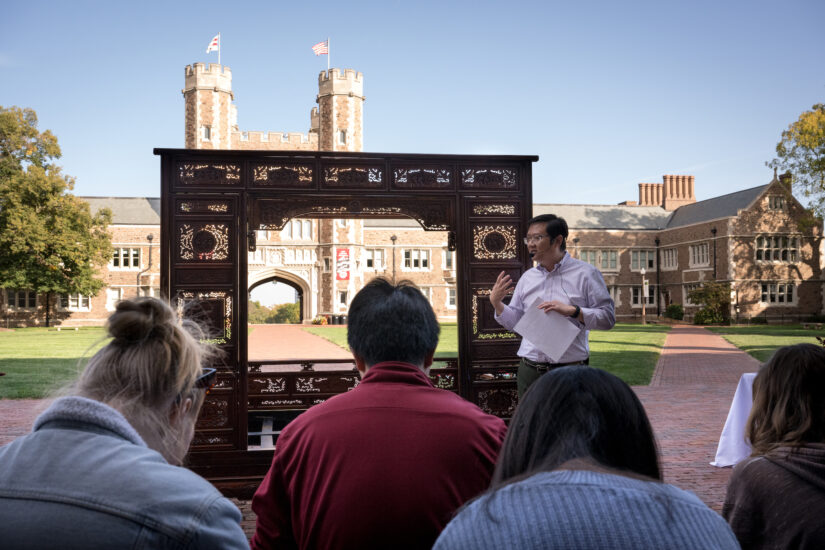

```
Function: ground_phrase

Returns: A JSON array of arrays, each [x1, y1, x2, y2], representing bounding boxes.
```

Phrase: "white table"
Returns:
[[711, 372, 757, 467]]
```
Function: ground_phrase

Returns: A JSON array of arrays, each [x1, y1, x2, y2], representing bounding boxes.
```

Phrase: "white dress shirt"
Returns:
[[494, 252, 615, 363]]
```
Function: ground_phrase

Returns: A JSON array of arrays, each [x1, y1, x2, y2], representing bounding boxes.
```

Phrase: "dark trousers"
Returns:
[[517, 357, 589, 399]]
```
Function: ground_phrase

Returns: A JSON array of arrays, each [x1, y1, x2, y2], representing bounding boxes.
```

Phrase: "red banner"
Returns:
[[336, 248, 350, 280]]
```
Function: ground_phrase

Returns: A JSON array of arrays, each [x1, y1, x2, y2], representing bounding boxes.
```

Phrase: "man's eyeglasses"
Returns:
[[195, 367, 218, 395], [523, 235, 548, 245]]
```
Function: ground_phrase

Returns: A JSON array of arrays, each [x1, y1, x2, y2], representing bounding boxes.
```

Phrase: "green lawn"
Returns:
[[304, 323, 669, 386], [0, 328, 109, 399], [706, 325, 823, 362]]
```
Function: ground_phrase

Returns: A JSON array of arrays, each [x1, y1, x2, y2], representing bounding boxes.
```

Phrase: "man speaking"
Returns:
[[490, 214, 615, 397]]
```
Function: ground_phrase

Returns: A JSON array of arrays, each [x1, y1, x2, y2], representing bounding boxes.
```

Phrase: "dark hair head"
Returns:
[[527, 214, 568, 250], [347, 278, 440, 367], [492, 366, 660, 485], [747, 343, 825, 455]]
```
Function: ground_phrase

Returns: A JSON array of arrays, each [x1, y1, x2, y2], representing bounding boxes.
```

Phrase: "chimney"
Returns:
[[778, 171, 792, 192], [662, 175, 696, 211]]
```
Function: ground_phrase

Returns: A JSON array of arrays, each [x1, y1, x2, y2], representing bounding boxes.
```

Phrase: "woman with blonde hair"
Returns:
[[723, 343, 825, 549], [0, 297, 249, 549]]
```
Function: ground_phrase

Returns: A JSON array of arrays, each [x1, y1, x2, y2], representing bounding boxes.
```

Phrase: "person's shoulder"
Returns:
[[731, 455, 774, 480], [429, 389, 507, 431]]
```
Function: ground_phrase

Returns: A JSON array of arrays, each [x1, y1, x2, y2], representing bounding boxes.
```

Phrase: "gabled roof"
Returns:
[[81, 197, 160, 225], [665, 185, 769, 228], [532, 204, 672, 230]]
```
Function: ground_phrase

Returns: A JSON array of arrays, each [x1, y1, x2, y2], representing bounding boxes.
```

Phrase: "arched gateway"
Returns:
[[156, 148, 537, 493]]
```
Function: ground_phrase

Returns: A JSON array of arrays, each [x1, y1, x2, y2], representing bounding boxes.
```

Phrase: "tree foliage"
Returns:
[[769, 103, 825, 214], [0, 106, 112, 323], [688, 282, 731, 325], [247, 300, 301, 324]]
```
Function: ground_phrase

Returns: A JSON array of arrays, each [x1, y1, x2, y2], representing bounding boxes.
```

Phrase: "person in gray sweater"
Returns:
[[0, 298, 249, 549], [434, 366, 739, 550], [723, 343, 825, 549]]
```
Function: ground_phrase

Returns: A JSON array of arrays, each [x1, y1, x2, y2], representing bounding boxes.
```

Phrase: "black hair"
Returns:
[[492, 366, 661, 486], [527, 213, 568, 250], [347, 277, 440, 367]]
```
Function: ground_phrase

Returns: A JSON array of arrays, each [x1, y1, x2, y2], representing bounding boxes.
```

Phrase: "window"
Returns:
[[338, 291, 348, 305], [105, 288, 122, 311], [339, 130, 347, 144], [365, 249, 384, 270], [447, 287, 456, 308], [632, 285, 656, 306], [337, 219, 349, 228], [303, 220, 312, 239], [241, 131, 249, 141], [112, 248, 140, 269], [6, 289, 36, 309], [689, 243, 709, 267], [761, 283, 795, 304], [683, 283, 702, 306], [600, 250, 618, 271], [579, 250, 597, 267], [403, 249, 430, 270], [768, 195, 785, 210], [60, 294, 91, 311], [662, 248, 678, 269], [323, 258, 331, 272], [631, 250, 655, 271], [293, 220, 302, 239], [755, 235, 799, 262], [201, 126, 211, 140], [444, 249, 454, 270]]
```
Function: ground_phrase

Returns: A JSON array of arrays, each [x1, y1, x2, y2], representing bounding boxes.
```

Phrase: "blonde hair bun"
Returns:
[[107, 297, 175, 345]]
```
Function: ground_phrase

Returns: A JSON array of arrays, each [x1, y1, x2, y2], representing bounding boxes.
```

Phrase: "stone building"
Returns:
[[3, 63, 822, 326]]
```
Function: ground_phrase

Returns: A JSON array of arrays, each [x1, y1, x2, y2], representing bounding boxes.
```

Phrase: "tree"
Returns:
[[0, 106, 112, 326], [270, 302, 300, 324], [688, 282, 731, 325], [769, 103, 825, 214]]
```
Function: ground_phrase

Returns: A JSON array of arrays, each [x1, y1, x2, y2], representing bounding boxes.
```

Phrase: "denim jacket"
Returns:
[[0, 396, 249, 549]]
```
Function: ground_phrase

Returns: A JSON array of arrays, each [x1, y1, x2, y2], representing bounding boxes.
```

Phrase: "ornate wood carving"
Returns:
[[323, 166, 383, 188], [176, 290, 233, 345], [175, 268, 234, 285], [252, 163, 314, 188], [471, 203, 518, 216], [177, 162, 241, 186], [476, 388, 518, 417], [393, 167, 452, 189], [178, 199, 232, 214], [473, 225, 519, 260], [197, 396, 231, 429], [471, 288, 518, 341], [179, 223, 231, 261], [460, 168, 518, 190]]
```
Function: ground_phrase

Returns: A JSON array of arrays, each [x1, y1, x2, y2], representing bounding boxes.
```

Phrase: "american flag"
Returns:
[[206, 34, 220, 53], [311, 40, 329, 56]]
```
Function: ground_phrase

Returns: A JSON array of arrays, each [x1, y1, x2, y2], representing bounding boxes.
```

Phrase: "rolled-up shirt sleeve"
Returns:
[[581, 269, 615, 331]]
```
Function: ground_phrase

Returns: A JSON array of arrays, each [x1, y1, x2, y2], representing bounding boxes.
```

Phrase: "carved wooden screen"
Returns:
[[157, 149, 536, 480]]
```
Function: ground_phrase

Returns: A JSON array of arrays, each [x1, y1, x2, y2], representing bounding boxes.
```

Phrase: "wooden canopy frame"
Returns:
[[155, 148, 537, 494]]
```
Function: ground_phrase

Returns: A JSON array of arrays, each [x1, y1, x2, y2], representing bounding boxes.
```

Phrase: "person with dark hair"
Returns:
[[491, 213, 615, 397], [0, 297, 249, 549], [723, 343, 825, 549], [251, 278, 506, 550], [434, 366, 739, 549]]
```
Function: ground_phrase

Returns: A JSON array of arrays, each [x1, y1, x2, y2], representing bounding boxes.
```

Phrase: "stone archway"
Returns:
[[248, 268, 310, 322]]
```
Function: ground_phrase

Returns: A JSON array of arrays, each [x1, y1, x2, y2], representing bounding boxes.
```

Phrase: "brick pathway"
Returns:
[[1, 324, 760, 534], [633, 325, 760, 511]]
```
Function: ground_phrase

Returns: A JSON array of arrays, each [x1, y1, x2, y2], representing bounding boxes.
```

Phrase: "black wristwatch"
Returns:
[[571, 305, 581, 318]]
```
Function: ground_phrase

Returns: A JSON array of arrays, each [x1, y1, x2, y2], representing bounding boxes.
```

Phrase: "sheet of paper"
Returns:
[[513, 298, 581, 363]]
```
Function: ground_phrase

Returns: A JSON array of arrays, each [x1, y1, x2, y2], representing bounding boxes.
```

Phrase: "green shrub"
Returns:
[[665, 304, 684, 320], [687, 282, 730, 324]]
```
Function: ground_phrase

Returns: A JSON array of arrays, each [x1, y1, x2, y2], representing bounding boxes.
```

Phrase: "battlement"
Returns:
[[318, 68, 364, 97], [184, 63, 232, 93]]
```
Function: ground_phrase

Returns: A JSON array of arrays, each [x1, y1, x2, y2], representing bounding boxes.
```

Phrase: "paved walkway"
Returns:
[[1, 324, 761, 533], [633, 325, 760, 511]]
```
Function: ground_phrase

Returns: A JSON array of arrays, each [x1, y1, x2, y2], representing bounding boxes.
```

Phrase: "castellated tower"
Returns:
[[182, 63, 236, 149], [183, 64, 364, 152], [316, 69, 364, 152]]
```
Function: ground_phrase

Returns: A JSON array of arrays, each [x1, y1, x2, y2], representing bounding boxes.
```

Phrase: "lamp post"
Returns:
[[640, 267, 647, 325], [390, 235, 397, 283], [136, 234, 154, 297]]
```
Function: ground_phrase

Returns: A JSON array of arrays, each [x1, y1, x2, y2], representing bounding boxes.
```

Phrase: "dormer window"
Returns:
[[768, 196, 785, 210]]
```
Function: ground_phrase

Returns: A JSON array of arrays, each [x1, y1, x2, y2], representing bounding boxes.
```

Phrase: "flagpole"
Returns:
[[218, 32, 221, 66], [327, 37, 330, 73]]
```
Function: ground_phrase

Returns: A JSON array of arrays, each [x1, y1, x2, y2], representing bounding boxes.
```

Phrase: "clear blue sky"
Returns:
[[3, 0, 824, 206]]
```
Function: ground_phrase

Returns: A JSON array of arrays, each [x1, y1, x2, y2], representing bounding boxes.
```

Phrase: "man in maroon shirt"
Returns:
[[251, 278, 507, 550]]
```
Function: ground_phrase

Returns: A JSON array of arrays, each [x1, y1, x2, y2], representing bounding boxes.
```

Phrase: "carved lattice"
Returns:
[[179, 200, 231, 214], [180, 223, 230, 261], [176, 290, 233, 345], [472, 203, 516, 216], [471, 288, 518, 340], [393, 168, 452, 189], [477, 388, 518, 417], [461, 168, 518, 189], [253, 164, 313, 187], [177, 162, 241, 186], [473, 225, 518, 260], [324, 166, 383, 188]]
